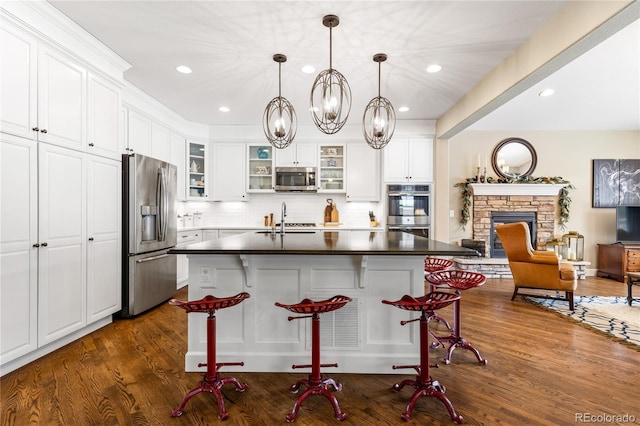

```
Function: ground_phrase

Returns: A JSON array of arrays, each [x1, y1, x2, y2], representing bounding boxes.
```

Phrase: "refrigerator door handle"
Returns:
[[136, 253, 169, 263], [162, 168, 168, 239], [156, 168, 168, 241]]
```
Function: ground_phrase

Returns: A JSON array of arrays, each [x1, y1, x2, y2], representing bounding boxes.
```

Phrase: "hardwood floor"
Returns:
[[1, 276, 638, 425]]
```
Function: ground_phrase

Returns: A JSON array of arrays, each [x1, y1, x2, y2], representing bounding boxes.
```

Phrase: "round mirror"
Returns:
[[491, 137, 537, 179]]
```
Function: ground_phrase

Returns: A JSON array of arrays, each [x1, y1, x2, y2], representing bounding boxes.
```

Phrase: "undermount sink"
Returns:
[[255, 230, 317, 234]]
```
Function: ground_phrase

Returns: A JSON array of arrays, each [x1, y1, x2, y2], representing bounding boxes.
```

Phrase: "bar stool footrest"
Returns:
[[216, 361, 245, 369]]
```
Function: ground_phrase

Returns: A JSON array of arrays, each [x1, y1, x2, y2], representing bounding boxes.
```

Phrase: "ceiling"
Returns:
[[49, 1, 639, 132]]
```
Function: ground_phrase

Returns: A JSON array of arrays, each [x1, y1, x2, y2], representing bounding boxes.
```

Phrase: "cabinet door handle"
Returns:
[[33, 243, 40, 248], [88, 143, 94, 147], [88, 237, 94, 241], [41, 242, 48, 247], [40, 129, 48, 134], [32, 127, 39, 132]]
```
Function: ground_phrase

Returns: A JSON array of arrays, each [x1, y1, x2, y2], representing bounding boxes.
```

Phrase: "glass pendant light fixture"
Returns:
[[263, 54, 297, 149], [310, 15, 351, 134], [363, 53, 395, 149]]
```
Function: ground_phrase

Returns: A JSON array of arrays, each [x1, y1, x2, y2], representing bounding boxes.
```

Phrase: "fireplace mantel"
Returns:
[[470, 183, 567, 196]]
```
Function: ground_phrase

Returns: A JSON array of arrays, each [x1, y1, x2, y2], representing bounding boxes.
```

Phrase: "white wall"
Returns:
[[446, 130, 640, 265]]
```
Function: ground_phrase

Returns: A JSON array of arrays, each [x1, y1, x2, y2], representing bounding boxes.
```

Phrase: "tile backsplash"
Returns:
[[177, 193, 381, 228]]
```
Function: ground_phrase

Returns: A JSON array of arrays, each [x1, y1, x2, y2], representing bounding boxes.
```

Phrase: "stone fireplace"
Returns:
[[469, 183, 567, 258]]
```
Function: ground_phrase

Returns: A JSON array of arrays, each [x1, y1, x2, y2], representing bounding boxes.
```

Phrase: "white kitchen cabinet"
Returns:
[[187, 140, 208, 199], [1, 23, 121, 160], [170, 132, 186, 200], [346, 143, 380, 201], [37, 143, 87, 346], [211, 143, 247, 201], [203, 230, 219, 241], [37, 46, 87, 151], [247, 144, 274, 192], [1, 134, 121, 366], [151, 122, 171, 163], [176, 229, 202, 287], [383, 138, 433, 183], [1, 25, 86, 151], [86, 155, 121, 324], [0, 23, 37, 140], [275, 143, 317, 167], [126, 108, 152, 156], [318, 144, 345, 192], [87, 72, 120, 160], [0, 134, 38, 364]]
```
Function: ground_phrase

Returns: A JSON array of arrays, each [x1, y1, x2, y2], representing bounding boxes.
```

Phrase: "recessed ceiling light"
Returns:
[[301, 65, 315, 74], [398, 106, 410, 112], [538, 88, 555, 97], [426, 64, 442, 73], [219, 106, 230, 112], [176, 65, 192, 74]]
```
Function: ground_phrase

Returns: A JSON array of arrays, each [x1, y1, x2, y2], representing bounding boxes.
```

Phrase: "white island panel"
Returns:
[[184, 254, 424, 373]]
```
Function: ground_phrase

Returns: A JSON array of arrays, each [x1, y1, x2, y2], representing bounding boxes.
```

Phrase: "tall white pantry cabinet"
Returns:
[[0, 5, 125, 374]]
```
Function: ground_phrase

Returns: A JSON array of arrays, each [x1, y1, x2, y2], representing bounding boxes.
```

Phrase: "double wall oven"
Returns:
[[386, 184, 431, 238]]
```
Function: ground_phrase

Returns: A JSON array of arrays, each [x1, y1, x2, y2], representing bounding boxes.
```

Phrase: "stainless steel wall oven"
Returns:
[[386, 184, 431, 237]]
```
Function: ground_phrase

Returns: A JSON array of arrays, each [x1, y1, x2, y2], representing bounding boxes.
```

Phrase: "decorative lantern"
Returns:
[[562, 231, 584, 261], [545, 238, 567, 260]]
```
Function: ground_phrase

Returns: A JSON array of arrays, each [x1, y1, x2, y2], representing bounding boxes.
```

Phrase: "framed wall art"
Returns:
[[592, 159, 640, 208]]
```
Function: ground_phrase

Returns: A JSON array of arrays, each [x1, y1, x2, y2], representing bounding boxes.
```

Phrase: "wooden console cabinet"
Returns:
[[597, 243, 640, 282]]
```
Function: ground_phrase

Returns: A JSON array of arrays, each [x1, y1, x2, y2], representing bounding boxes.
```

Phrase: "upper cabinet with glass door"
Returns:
[[319, 144, 345, 192], [187, 140, 208, 199], [247, 144, 274, 192]]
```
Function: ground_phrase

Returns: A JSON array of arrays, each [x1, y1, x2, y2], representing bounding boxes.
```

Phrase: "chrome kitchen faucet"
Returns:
[[281, 202, 287, 234]]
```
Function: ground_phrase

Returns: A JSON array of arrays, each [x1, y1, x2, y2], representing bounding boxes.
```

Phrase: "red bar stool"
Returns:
[[275, 295, 352, 423], [169, 292, 250, 420], [426, 270, 487, 365], [382, 292, 463, 423], [424, 257, 454, 275], [424, 257, 455, 330]]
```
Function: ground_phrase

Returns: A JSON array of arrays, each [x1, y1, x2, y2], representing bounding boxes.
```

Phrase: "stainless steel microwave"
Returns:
[[275, 167, 317, 192]]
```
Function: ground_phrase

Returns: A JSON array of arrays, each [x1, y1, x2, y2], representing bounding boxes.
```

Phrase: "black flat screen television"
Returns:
[[616, 206, 640, 243]]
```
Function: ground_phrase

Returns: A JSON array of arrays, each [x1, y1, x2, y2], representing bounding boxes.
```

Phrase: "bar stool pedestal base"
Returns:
[[287, 373, 346, 423], [392, 375, 461, 423]]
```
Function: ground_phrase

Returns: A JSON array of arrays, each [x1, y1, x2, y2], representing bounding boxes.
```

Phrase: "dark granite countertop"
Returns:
[[169, 230, 480, 256]]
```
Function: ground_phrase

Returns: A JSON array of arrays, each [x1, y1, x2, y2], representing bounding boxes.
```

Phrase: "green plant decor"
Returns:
[[453, 176, 574, 230]]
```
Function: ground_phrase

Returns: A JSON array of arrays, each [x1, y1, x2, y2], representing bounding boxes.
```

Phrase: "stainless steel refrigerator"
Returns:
[[121, 153, 178, 317]]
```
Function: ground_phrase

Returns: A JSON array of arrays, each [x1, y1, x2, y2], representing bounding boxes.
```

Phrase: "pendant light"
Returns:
[[263, 54, 297, 149], [363, 53, 395, 149], [310, 15, 351, 134]]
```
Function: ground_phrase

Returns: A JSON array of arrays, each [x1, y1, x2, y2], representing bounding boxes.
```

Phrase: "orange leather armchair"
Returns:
[[495, 222, 577, 310]]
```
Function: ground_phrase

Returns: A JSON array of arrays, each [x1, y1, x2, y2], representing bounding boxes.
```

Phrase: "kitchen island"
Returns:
[[169, 230, 479, 373]]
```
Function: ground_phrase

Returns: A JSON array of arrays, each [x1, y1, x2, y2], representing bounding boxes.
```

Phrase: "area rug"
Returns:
[[526, 295, 640, 348]]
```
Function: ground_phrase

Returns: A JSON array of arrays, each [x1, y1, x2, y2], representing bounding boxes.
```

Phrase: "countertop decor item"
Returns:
[[363, 53, 396, 149], [324, 199, 333, 223], [330, 201, 339, 223], [263, 54, 297, 149]]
